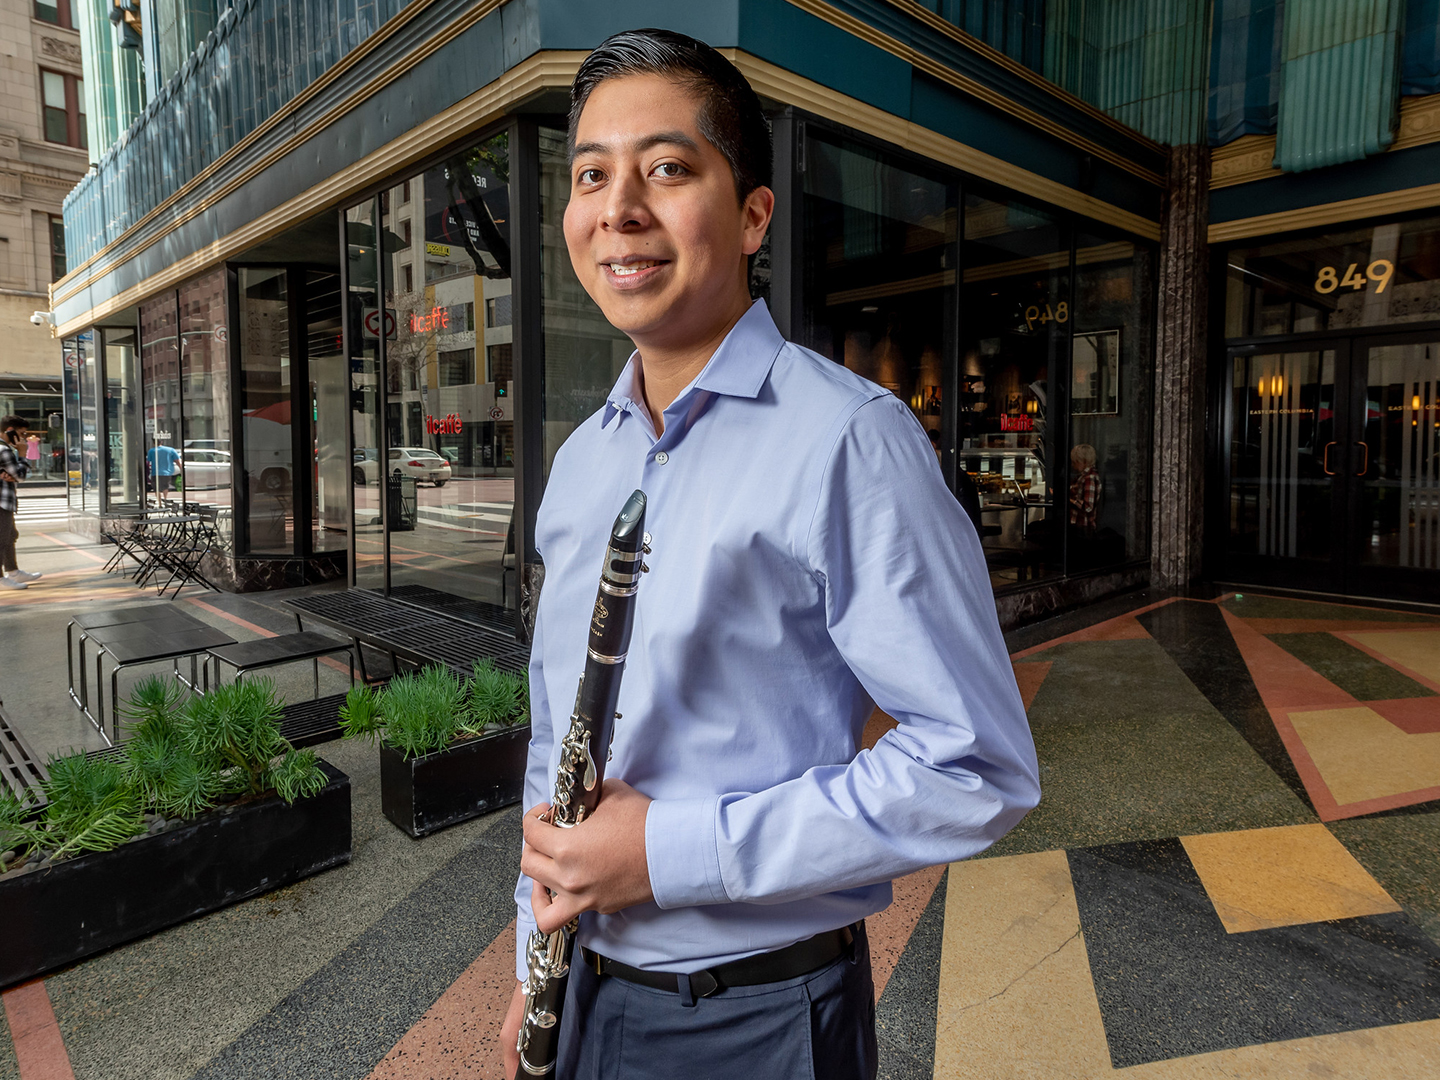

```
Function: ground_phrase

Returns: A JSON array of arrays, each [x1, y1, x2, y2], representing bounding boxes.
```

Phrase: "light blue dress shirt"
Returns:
[[516, 300, 1039, 978]]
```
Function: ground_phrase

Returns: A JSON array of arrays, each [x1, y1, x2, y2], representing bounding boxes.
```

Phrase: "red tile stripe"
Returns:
[[2, 981, 76, 1080]]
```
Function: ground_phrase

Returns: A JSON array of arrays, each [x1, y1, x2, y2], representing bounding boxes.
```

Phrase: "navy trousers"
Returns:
[[555, 926, 879, 1080]]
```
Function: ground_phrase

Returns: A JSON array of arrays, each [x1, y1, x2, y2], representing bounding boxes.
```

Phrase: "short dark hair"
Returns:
[[0, 416, 26, 433], [568, 28, 772, 202]]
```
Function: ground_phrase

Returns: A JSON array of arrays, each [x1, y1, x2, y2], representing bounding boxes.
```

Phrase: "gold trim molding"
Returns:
[[728, 52, 1160, 241], [54, 53, 586, 338], [783, 0, 1163, 187], [54, 0, 472, 294], [1210, 93, 1440, 190], [1208, 180, 1440, 244], [56, 48, 1161, 337]]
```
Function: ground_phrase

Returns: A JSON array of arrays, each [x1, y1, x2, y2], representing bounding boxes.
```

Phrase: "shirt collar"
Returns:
[[602, 300, 784, 429]]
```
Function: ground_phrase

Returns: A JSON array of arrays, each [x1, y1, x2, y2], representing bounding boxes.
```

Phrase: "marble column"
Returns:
[[1151, 143, 1211, 590]]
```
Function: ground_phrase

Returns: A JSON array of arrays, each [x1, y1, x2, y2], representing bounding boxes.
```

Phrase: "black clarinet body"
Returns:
[[515, 489, 649, 1079]]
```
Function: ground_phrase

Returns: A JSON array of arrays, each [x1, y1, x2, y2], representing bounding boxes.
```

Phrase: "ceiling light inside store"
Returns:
[[861, 305, 879, 313]]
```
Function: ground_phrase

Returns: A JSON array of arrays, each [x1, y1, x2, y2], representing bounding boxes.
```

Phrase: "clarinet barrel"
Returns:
[[515, 489, 648, 1079]]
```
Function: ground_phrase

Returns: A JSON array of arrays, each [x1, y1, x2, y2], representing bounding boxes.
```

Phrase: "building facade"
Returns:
[[51, 0, 1440, 626], [1, 0, 88, 476]]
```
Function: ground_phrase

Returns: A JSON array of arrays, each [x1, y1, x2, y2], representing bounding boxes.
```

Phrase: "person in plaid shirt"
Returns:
[[0, 415, 42, 589], [1068, 443, 1100, 535]]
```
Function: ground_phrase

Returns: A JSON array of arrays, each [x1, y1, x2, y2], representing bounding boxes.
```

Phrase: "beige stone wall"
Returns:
[[0, 0, 88, 378]]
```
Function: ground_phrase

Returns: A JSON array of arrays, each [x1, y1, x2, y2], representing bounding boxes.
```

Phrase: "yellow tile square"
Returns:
[[1181, 824, 1400, 934]]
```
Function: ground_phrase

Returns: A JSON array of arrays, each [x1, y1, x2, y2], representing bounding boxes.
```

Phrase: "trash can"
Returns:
[[388, 474, 417, 531]]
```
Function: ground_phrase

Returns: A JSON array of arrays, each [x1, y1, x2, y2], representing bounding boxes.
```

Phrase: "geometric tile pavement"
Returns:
[[3, 568, 1440, 1079]]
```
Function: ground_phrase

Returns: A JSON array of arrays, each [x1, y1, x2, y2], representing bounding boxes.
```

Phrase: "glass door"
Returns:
[[1225, 346, 1345, 591], [1347, 333, 1440, 599]]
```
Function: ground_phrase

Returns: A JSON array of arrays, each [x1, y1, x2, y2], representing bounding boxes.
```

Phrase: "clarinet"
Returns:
[[515, 489, 649, 1079]]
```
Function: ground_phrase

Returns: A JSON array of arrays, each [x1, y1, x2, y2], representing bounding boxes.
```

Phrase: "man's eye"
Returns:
[[577, 168, 605, 185], [653, 162, 686, 179]]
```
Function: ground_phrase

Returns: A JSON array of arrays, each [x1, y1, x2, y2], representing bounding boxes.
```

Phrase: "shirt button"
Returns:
[[654, 451, 669, 465]]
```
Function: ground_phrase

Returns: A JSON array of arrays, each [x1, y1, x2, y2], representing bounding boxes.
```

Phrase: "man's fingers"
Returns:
[[534, 888, 585, 935]]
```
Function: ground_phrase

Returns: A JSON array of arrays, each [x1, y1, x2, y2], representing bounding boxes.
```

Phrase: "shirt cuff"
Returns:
[[645, 796, 727, 909]]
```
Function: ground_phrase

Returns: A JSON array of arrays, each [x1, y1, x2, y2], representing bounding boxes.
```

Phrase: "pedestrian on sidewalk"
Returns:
[[0, 415, 43, 590], [501, 31, 1039, 1080]]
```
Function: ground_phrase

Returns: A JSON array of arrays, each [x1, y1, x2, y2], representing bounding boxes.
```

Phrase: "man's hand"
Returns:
[[521, 777, 654, 934], [500, 981, 525, 1076]]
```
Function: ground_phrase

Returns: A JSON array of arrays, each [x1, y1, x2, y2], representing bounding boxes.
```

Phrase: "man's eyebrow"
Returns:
[[571, 130, 701, 160]]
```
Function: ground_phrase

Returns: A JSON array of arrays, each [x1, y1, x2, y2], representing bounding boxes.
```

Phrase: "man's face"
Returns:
[[564, 74, 772, 349]]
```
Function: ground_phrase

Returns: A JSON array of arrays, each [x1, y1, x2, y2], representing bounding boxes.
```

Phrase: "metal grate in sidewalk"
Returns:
[[0, 701, 48, 801], [287, 589, 529, 676], [387, 585, 515, 635]]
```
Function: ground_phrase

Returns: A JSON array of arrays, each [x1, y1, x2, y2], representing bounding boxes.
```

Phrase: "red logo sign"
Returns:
[[409, 306, 451, 333], [426, 413, 462, 435], [999, 415, 1034, 432]]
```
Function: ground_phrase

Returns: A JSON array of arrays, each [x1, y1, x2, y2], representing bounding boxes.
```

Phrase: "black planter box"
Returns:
[[0, 761, 351, 989], [380, 724, 529, 837]]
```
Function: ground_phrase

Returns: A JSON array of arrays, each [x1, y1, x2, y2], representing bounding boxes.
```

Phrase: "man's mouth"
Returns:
[[606, 260, 666, 276]]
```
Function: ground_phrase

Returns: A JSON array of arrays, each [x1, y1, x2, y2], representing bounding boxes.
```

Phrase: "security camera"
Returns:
[[30, 311, 53, 327]]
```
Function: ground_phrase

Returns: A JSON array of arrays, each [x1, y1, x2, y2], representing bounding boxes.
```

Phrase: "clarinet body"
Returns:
[[515, 489, 649, 1079]]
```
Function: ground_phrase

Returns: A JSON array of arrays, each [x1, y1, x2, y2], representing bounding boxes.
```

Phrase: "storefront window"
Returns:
[[539, 125, 634, 483], [62, 336, 82, 510], [238, 268, 292, 554], [961, 193, 1070, 588], [1067, 232, 1154, 571], [379, 131, 514, 604], [799, 131, 957, 464], [140, 293, 182, 505], [104, 327, 143, 510], [347, 202, 385, 587], [78, 332, 99, 512], [179, 270, 232, 547], [308, 271, 348, 552], [1227, 214, 1440, 337]]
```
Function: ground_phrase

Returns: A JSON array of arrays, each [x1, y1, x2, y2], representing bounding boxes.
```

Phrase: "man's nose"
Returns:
[[601, 168, 650, 232]]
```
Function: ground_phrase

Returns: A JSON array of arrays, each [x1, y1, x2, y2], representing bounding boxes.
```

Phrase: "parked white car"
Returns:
[[182, 449, 232, 490], [353, 447, 452, 487]]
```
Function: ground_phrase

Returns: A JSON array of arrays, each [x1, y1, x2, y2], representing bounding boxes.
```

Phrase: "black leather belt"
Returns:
[[582, 922, 860, 1000]]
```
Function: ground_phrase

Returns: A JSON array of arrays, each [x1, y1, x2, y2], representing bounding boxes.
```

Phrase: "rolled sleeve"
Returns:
[[645, 795, 727, 909]]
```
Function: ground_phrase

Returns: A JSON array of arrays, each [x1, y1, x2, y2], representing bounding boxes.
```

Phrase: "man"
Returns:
[[501, 31, 1039, 1078], [0, 416, 42, 590], [147, 442, 181, 495]]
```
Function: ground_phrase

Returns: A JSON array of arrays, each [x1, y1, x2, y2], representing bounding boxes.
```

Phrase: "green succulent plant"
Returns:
[[340, 662, 529, 760], [38, 752, 145, 861]]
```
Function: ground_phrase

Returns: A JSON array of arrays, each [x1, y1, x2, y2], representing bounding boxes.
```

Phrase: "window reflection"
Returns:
[[961, 193, 1069, 587], [539, 126, 633, 482], [179, 270, 232, 549], [104, 327, 143, 511], [800, 133, 956, 452], [379, 133, 515, 606], [1227, 214, 1440, 337], [139, 295, 181, 506]]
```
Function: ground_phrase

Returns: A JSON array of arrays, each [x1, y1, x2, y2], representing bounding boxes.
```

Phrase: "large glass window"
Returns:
[[140, 293, 181, 505], [238, 268, 292, 554], [960, 193, 1070, 588], [1227, 214, 1440, 338], [347, 202, 385, 587], [377, 131, 515, 604], [62, 336, 82, 511], [307, 270, 348, 553], [799, 131, 957, 458], [539, 126, 634, 482], [78, 332, 99, 511], [104, 327, 143, 511], [1067, 233, 1155, 571], [180, 270, 232, 547]]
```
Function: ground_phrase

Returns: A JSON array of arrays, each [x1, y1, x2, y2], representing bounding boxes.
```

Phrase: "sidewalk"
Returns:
[[0, 537, 1436, 1078]]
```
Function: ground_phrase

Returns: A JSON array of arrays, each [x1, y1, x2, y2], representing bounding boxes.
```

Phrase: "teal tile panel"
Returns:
[[1274, 0, 1402, 172]]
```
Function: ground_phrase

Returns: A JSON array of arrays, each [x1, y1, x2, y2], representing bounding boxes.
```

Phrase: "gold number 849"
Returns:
[[1315, 260, 1394, 294]]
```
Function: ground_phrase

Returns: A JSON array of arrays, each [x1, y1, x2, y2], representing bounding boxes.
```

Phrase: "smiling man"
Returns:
[[501, 30, 1040, 1079]]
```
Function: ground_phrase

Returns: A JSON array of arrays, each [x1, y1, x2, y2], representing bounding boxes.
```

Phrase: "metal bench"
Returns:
[[204, 631, 356, 698], [91, 624, 237, 743], [67, 605, 197, 716]]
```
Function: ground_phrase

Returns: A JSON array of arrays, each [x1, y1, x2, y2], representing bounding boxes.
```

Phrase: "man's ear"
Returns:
[[741, 185, 775, 256]]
